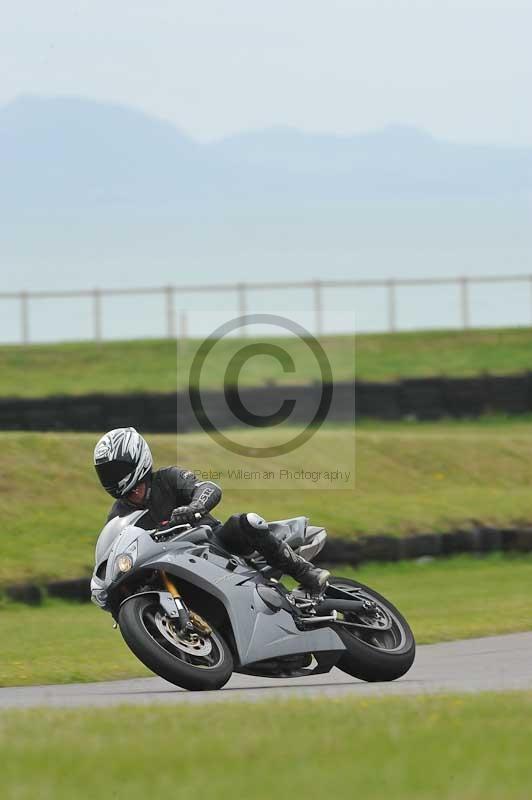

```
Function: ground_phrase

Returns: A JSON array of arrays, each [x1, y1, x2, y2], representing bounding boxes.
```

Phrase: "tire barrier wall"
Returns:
[[2, 372, 532, 431], [5, 525, 532, 605]]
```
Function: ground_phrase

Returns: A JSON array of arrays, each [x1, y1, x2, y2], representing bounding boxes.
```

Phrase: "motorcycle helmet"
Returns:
[[93, 427, 153, 498]]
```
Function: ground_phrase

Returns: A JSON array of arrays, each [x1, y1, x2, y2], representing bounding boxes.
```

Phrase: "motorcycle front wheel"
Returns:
[[330, 577, 416, 682], [118, 595, 234, 691]]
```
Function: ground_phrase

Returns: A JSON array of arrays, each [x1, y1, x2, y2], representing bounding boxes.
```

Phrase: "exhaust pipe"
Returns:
[[315, 598, 366, 615]]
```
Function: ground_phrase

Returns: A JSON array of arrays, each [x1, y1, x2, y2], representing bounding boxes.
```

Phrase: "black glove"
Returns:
[[170, 503, 205, 526]]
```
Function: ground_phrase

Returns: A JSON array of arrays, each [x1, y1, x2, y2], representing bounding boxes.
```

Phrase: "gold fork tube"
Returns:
[[160, 570, 181, 599]]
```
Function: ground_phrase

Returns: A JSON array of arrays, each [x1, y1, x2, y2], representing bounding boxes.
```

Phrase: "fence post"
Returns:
[[20, 291, 29, 344], [313, 279, 323, 336], [165, 285, 175, 339], [179, 310, 188, 342], [459, 277, 470, 329], [93, 288, 102, 342], [237, 282, 247, 336], [387, 279, 397, 332]]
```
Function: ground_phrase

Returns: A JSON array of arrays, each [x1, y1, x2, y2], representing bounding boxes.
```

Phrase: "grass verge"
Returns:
[[1, 554, 530, 687], [2, 327, 532, 397], [2, 693, 532, 800]]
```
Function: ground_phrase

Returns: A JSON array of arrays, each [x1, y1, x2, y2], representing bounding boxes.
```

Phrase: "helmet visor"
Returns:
[[95, 460, 134, 497]]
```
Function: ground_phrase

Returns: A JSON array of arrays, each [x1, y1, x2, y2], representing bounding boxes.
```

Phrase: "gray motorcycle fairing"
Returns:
[[92, 518, 345, 668], [137, 547, 345, 666], [94, 509, 148, 570]]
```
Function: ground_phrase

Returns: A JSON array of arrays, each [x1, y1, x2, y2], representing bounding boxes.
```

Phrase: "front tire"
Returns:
[[330, 577, 415, 682], [118, 595, 234, 691]]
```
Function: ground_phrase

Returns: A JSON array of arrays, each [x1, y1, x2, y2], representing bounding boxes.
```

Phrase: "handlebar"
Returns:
[[150, 512, 202, 540]]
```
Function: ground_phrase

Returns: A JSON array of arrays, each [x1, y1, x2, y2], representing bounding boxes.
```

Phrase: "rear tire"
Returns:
[[330, 577, 415, 682], [118, 595, 234, 691]]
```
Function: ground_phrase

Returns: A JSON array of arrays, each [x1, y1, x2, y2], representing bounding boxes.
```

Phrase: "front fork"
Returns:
[[160, 570, 189, 630], [160, 570, 212, 635]]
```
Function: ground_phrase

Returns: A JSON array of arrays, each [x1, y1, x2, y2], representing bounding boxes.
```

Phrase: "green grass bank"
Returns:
[[3, 420, 532, 584], [2, 327, 532, 397]]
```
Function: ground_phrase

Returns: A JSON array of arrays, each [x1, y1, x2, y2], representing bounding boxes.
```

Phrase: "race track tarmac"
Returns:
[[1, 632, 531, 709]]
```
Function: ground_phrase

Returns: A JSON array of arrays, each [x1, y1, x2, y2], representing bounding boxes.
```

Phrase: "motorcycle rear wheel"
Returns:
[[118, 595, 234, 691], [330, 577, 415, 682]]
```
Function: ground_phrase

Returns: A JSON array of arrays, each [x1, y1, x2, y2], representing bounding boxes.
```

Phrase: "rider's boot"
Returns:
[[241, 513, 330, 595]]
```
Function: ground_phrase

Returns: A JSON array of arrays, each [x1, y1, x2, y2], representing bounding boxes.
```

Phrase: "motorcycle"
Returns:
[[91, 511, 415, 691]]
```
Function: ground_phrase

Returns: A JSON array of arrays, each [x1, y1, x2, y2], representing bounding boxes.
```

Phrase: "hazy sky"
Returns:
[[1, 0, 530, 145], [1, 1, 530, 342]]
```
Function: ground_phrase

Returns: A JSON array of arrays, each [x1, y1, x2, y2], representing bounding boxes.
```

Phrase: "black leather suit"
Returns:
[[107, 467, 222, 530]]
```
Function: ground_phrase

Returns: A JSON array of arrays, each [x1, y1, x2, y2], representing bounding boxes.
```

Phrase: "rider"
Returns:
[[93, 427, 330, 594]]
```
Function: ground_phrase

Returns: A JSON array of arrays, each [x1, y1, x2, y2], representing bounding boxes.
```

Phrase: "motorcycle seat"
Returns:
[[268, 516, 308, 549]]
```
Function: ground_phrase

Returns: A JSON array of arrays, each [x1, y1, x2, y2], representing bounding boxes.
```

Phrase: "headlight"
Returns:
[[112, 539, 138, 578], [115, 553, 133, 574]]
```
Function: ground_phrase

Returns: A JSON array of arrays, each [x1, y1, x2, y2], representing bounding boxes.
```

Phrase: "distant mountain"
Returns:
[[1, 95, 531, 214], [0, 96, 201, 210], [212, 124, 532, 193]]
